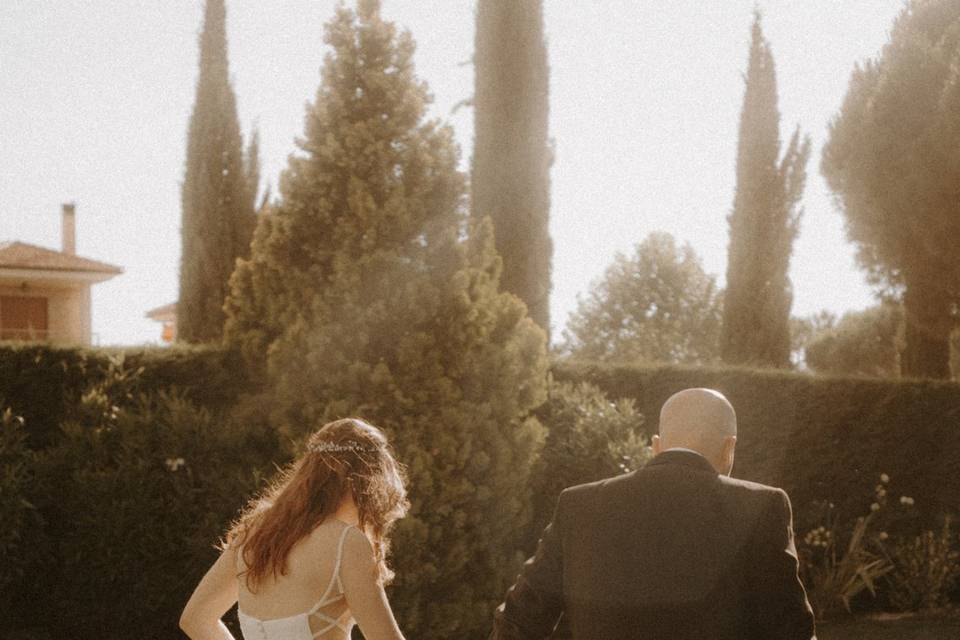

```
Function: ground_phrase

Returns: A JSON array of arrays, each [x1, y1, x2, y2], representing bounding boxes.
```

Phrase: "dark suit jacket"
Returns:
[[491, 449, 816, 640]]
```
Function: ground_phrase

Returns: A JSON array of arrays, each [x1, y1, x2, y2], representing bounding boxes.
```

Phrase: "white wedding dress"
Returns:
[[238, 524, 357, 640]]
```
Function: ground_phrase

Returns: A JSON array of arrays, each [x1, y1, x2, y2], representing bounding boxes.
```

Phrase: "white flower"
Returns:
[[880, 473, 890, 484], [900, 496, 915, 506], [165, 457, 186, 472], [870, 502, 881, 512], [879, 532, 889, 541]]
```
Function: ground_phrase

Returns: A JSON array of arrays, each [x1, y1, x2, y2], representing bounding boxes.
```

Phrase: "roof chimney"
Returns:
[[62, 202, 76, 255]]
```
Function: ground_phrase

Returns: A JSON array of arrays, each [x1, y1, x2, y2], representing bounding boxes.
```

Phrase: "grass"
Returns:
[[818, 610, 960, 640]]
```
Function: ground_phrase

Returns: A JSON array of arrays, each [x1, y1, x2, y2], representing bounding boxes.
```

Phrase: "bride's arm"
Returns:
[[180, 545, 240, 640], [340, 528, 406, 640]]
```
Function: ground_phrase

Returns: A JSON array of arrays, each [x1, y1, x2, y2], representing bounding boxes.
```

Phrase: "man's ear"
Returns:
[[651, 434, 662, 456], [721, 435, 737, 475]]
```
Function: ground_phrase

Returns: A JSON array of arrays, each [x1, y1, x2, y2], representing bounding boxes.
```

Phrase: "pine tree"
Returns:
[[224, 2, 548, 635], [178, 0, 256, 344], [822, 0, 960, 379], [472, 0, 553, 341], [721, 12, 811, 368]]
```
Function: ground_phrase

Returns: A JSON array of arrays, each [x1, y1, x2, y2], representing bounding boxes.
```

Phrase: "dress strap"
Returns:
[[332, 523, 353, 584], [307, 523, 355, 615]]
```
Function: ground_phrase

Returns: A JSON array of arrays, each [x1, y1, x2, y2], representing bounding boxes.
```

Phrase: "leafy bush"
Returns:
[[0, 343, 251, 449], [0, 406, 44, 597], [798, 472, 960, 618], [880, 517, 960, 612], [526, 380, 649, 549], [12, 357, 284, 639]]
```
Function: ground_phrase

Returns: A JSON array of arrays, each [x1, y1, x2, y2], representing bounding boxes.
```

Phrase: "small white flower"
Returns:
[[870, 502, 880, 512], [880, 473, 890, 484], [165, 457, 186, 472], [879, 532, 889, 541], [899, 496, 915, 506]]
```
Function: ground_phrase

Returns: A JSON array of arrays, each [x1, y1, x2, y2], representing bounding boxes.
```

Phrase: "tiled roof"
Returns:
[[0, 241, 123, 274], [145, 301, 177, 319]]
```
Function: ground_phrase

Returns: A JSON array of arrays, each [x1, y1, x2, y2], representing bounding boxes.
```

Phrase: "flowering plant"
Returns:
[[798, 473, 896, 619]]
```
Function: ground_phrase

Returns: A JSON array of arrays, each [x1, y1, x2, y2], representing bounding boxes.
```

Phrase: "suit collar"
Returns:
[[646, 448, 718, 475]]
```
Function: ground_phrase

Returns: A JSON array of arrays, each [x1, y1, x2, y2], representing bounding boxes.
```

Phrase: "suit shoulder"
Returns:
[[560, 471, 636, 503], [719, 476, 790, 507]]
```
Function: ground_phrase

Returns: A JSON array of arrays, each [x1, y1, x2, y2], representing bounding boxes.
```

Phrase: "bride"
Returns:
[[180, 417, 410, 640]]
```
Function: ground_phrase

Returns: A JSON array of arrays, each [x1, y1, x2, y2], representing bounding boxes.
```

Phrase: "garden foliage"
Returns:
[[525, 380, 649, 551], [222, 2, 549, 636], [3, 356, 285, 639], [561, 232, 723, 365], [553, 360, 960, 527]]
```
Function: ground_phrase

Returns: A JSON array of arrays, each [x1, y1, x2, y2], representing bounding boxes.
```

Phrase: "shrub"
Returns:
[[0, 343, 251, 449], [0, 406, 45, 598], [797, 480, 896, 620], [797, 471, 960, 618], [881, 517, 960, 612], [12, 358, 284, 639], [526, 380, 649, 548]]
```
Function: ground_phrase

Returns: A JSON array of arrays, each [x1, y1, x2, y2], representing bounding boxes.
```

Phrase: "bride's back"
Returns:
[[236, 518, 355, 639]]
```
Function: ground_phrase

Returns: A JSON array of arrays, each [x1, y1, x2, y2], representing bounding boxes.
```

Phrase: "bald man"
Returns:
[[491, 388, 816, 640]]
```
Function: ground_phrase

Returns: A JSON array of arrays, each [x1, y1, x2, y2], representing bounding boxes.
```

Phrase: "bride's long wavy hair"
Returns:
[[224, 418, 409, 590]]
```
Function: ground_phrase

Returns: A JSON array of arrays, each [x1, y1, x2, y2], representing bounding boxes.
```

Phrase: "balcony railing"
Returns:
[[0, 327, 53, 342]]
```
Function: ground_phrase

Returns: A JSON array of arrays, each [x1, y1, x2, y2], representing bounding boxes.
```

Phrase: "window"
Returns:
[[1, 295, 49, 340]]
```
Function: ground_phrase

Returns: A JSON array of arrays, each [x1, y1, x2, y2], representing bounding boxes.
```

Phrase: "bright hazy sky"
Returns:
[[0, 1, 907, 347]]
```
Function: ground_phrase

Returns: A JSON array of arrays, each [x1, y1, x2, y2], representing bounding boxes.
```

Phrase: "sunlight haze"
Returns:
[[0, 1, 906, 346]]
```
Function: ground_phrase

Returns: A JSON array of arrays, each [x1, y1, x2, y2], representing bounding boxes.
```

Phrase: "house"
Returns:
[[145, 301, 177, 343], [0, 203, 123, 345]]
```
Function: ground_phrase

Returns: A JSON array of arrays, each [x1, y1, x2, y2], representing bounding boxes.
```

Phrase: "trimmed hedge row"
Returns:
[[5, 341, 957, 525], [5, 344, 960, 636], [552, 360, 960, 529], [0, 343, 253, 448]]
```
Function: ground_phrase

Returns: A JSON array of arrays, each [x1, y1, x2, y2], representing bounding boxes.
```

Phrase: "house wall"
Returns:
[[0, 282, 92, 346]]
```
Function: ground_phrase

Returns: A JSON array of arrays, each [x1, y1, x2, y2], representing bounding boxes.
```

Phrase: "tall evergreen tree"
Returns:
[[822, 0, 960, 379], [472, 0, 553, 341], [721, 12, 811, 368], [178, 0, 256, 344], [224, 2, 548, 635]]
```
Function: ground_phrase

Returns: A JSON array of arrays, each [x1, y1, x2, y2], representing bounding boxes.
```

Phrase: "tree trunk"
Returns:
[[901, 278, 953, 379]]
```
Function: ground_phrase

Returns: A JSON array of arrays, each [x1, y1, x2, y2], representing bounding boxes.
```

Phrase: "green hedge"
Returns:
[[5, 344, 960, 637], [0, 343, 252, 448], [1, 349, 281, 640], [552, 360, 960, 529]]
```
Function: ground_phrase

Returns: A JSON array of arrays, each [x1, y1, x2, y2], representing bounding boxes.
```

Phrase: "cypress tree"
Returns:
[[472, 0, 553, 341], [721, 12, 811, 368], [224, 2, 548, 635], [178, 0, 256, 344]]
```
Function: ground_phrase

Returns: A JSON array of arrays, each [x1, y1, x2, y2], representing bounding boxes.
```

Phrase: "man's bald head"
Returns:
[[654, 388, 738, 474]]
